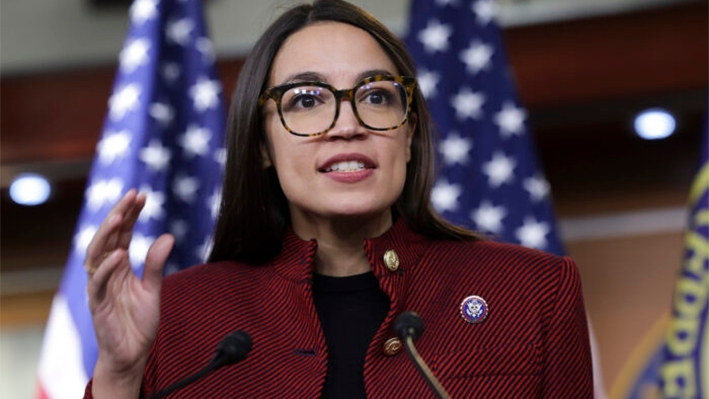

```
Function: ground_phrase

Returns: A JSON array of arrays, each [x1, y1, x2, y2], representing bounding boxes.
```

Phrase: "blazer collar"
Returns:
[[272, 218, 430, 284]]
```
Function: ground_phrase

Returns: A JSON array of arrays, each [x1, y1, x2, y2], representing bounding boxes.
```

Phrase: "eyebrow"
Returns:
[[281, 71, 326, 85], [355, 69, 395, 82], [279, 68, 396, 86]]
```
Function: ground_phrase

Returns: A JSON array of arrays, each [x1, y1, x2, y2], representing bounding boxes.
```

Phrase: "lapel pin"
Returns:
[[459, 295, 489, 324]]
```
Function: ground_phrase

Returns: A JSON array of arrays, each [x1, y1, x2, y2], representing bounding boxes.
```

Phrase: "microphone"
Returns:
[[394, 311, 451, 399], [211, 330, 252, 368], [146, 331, 252, 399]]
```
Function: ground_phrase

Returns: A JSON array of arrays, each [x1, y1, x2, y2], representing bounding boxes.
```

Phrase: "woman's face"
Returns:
[[262, 22, 414, 229]]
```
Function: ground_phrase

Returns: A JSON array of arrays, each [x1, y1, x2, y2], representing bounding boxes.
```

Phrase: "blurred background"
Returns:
[[1, 0, 706, 398]]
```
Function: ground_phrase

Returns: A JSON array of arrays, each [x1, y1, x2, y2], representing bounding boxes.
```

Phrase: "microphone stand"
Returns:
[[144, 331, 252, 399], [401, 333, 452, 399], [147, 361, 223, 399], [395, 311, 452, 399]]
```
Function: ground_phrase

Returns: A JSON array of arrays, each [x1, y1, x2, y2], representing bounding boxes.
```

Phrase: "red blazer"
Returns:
[[85, 219, 593, 398]]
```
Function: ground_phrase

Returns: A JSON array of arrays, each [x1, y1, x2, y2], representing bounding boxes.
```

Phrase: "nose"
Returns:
[[324, 99, 367, 140]]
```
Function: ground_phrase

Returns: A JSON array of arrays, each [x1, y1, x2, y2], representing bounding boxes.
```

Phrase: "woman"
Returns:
[[85, 1, 593, 397]]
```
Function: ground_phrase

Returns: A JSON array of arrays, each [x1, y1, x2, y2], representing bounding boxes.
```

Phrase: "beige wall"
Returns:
[[570, 232, 686, 394], [1, 326, 47, 399]]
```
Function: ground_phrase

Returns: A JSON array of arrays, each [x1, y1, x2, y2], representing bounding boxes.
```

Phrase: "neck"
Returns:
[[291, 210, 393, 277]]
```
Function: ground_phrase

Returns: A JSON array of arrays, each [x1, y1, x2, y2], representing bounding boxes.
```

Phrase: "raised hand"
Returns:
[[85, 189, 174, 398]]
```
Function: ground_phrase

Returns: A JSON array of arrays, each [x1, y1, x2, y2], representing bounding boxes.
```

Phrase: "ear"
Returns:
[[405, 113, 417, 163], [260, 140, 273, 169]]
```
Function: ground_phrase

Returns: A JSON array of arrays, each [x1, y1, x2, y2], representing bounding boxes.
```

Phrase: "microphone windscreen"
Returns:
[[394, 311, 424, 342], [214, 331, 253, 366]]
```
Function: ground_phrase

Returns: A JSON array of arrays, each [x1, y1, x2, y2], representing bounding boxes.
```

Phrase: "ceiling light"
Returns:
[[9, 173, 52, 206], [634, 108, 676, 140]]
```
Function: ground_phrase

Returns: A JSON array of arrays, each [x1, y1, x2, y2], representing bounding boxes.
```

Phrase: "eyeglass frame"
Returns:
[[258, 74, 417, 137]]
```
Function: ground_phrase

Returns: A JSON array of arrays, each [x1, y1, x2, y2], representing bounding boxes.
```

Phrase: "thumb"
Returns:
[[143, 234, 175, 291]]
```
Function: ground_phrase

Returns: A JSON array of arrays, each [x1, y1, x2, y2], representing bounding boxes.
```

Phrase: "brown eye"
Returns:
[[366, 91, 386, 104], [292, 94, 317, 109], [282, 87, 330, 112]]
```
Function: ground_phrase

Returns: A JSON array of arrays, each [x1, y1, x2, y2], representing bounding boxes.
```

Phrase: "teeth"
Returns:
[[326, 161, 366, 172]]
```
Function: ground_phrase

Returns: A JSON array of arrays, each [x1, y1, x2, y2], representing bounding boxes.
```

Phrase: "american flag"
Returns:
[[35, 0, 225, 397], [405, 0, 564, 255]]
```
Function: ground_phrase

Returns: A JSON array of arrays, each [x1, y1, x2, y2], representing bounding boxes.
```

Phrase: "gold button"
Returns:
[[383, 249, 400, 272], [382, 337, 403, 356]]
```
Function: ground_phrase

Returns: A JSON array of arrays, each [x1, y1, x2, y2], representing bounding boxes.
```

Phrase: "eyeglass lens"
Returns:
[[279, 80, 408, 135]]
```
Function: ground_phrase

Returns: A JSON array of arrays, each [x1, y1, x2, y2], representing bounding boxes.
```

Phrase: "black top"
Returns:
[[312, 271, 390, 399]]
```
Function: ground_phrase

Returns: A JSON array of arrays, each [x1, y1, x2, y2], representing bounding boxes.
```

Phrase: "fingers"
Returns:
[[87, 234, 173, 309], [85, 212, 123, 272], [142, 234, 175, 292], [87, 249, 128, 306], [84, 190, 173, 303], [117, 193, 146, 249], [85, 189, 144, 274]]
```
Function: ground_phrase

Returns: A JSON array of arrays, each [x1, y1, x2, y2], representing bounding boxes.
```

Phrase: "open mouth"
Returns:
[[319, 154, 376, 174], [323, 161, 367, 172]]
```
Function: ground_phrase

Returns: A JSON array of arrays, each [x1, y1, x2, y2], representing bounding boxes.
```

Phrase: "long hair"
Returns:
[[209, 0, 478, 264]]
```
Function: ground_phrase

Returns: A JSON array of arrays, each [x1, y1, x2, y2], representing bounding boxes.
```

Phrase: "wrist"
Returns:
[[91, 356, 146, 399]]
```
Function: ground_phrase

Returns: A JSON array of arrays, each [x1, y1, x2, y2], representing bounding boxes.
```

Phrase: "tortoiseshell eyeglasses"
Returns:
[[259, 75, 417, 137]]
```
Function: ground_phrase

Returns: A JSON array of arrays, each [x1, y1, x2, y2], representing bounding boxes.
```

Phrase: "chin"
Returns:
[[288, 190, 399, 224], [306, 198, 394, 221], [326, 204, 386, 218], [329, 194, 394, 214]]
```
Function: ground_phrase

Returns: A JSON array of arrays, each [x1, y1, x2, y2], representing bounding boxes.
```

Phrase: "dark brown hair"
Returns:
[[209, 0, 477, 264]]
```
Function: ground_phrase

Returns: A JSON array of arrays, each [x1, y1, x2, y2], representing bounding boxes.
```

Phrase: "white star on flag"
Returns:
[[472, 0, 499, 25], [195, 236, 214, 263], [170, 220, 189, 243], [85, 179, 124, 211], [138, 186, 166, 222], [97, 130, 132, 165], [208, 188, 222, 220], [460, 40, 494, 75], [516, 217, 550, 249], [162, 62, 181, 83], [523, 175, 551, 202], [108, 84, 141, 121], [418, 20, 453, 54], [189, 77, 222, 112], [471, 201, 507, 234], [119, 38, 151, 74], [149, 102, 175, 127], [196, 37, 216, 63], [440, 132, 473, 165], [179, 125, 212, 158], [482, 151, 516, 187], [74, 225, 98, 253], [129, 0, 158, 25], [494, 102, 527, 138], [435, 0, 458, 6], [214, 148, 227, 168], [140, 140, 172, 172], [174, 175, 200, 203], [431, 179, 462, 213], [129, 233, 155, 269], [450, 87, 486, 120], [417, 69, 441, 99], [166, 18, 194, 47], [164, 262, 180, 276]]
